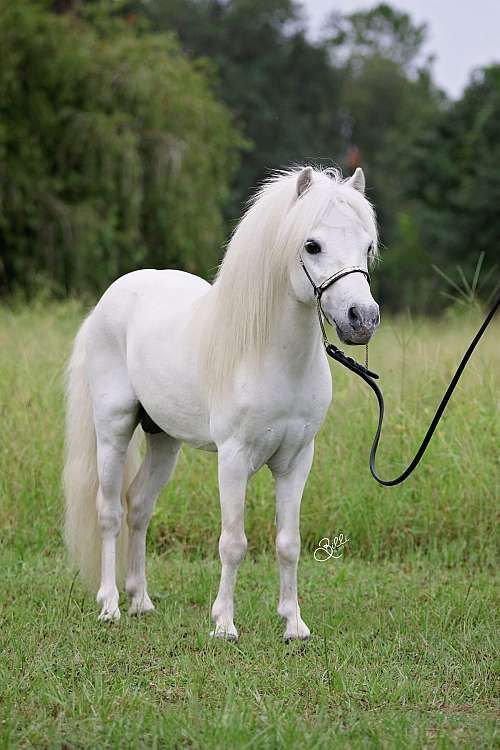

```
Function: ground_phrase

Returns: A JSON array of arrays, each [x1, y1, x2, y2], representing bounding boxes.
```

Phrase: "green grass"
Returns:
[[0, 301, 499, 748]]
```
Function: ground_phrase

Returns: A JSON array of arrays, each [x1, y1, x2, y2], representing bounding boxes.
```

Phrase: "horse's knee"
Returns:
[[276, 530, 300, 565], [219, 529, 247, 566]]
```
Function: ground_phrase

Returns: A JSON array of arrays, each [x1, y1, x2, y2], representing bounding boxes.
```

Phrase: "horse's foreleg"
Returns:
[[126, 433, 180, 615], [211, 449, 249, 641], [272, 442, 314, 641]]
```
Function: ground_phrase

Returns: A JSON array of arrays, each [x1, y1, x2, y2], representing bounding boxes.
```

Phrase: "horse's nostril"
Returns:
[[348, 305, 362, 330]]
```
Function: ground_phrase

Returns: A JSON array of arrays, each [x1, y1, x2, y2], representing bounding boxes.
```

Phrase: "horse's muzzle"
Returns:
[[336, 302, 380, 345]]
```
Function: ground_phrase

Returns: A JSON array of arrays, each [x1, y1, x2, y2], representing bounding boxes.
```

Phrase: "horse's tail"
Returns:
[[63, 314, 142, 592]]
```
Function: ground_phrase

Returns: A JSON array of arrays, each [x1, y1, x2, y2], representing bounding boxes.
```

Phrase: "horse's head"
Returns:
[[291, 166, 380, 346]]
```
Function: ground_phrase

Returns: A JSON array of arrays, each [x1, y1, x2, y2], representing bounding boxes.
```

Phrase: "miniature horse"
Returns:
[[64, 166, 379, 640]]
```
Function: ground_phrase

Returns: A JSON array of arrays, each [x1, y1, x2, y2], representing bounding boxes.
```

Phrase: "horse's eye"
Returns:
[[368, 241, 374, 255], [305, 239, 321, 255]]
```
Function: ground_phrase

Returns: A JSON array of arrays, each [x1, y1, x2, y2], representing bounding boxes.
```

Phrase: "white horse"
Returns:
[[64, 165, 379, 640]]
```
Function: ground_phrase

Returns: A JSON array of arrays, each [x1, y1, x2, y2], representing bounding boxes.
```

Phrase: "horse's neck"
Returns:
[[268, 292, 324, 374]]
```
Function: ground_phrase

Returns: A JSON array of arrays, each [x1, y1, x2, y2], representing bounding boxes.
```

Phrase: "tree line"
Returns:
[[1, 0, 498, 310]]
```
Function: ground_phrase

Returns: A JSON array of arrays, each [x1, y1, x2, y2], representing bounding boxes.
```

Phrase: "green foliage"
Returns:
[[129, 0, 344, 217], [327, 2, 429, 71], [0, 0, 243, 296], [396, 65, 500, 310], [1, 0, 499, 313]]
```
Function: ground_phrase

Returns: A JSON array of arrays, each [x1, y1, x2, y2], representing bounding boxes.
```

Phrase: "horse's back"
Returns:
[[89, 269, 208, 342], [117, 268, 210, 300], [99, 268, 208, 314]]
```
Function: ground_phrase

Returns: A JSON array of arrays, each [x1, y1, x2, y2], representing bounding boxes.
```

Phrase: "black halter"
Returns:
[[300, 252, 500, 486], [299, 255, 379, 378]]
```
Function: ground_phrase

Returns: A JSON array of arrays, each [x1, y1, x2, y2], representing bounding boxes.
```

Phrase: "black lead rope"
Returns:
[[300, 256, 500, 486], [327, 296, 500, 486]]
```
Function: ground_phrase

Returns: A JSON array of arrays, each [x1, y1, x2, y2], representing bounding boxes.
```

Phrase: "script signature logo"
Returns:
[[314, 534, 349, 561]]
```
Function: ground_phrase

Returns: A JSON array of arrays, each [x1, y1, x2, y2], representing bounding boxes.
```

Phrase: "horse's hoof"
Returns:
[[98, 606, 121, 622], [128, 594, 155, 616], [210, 627, 239, 642], [283, 621, 311, 642]]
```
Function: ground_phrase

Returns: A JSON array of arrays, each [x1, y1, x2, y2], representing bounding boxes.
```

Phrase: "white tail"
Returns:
[[63, 315, 142, 591]]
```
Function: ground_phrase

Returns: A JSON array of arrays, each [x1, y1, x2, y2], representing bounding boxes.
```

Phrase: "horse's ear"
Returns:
[[296, 166, 313, 198], [348, 167, 365, 194]]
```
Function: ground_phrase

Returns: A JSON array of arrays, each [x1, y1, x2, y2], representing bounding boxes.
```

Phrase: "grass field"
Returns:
[[0, 301, 498, 748]]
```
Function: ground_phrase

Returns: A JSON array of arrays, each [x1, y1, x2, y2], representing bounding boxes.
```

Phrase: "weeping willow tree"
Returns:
[[0, 0, 243, 297]]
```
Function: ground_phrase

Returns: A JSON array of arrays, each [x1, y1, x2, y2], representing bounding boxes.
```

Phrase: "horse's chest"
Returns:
[[234, 383, 331, 472], [258, 415, 314, 466]]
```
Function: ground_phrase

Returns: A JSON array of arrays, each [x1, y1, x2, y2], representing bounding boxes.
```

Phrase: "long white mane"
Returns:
[[199, 166, 378, 402]]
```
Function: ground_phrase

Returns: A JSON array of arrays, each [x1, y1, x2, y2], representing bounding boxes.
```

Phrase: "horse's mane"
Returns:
[[199, 166, 378, 403]]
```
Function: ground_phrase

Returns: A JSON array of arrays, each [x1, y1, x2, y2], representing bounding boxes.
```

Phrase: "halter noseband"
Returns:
[[299, 257, 370, 301]]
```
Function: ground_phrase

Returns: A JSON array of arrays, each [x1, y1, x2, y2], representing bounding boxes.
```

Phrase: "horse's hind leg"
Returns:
[[126, 433, 181, 615], [92, 379, 138, 622], [95, 425, 136, 621]]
